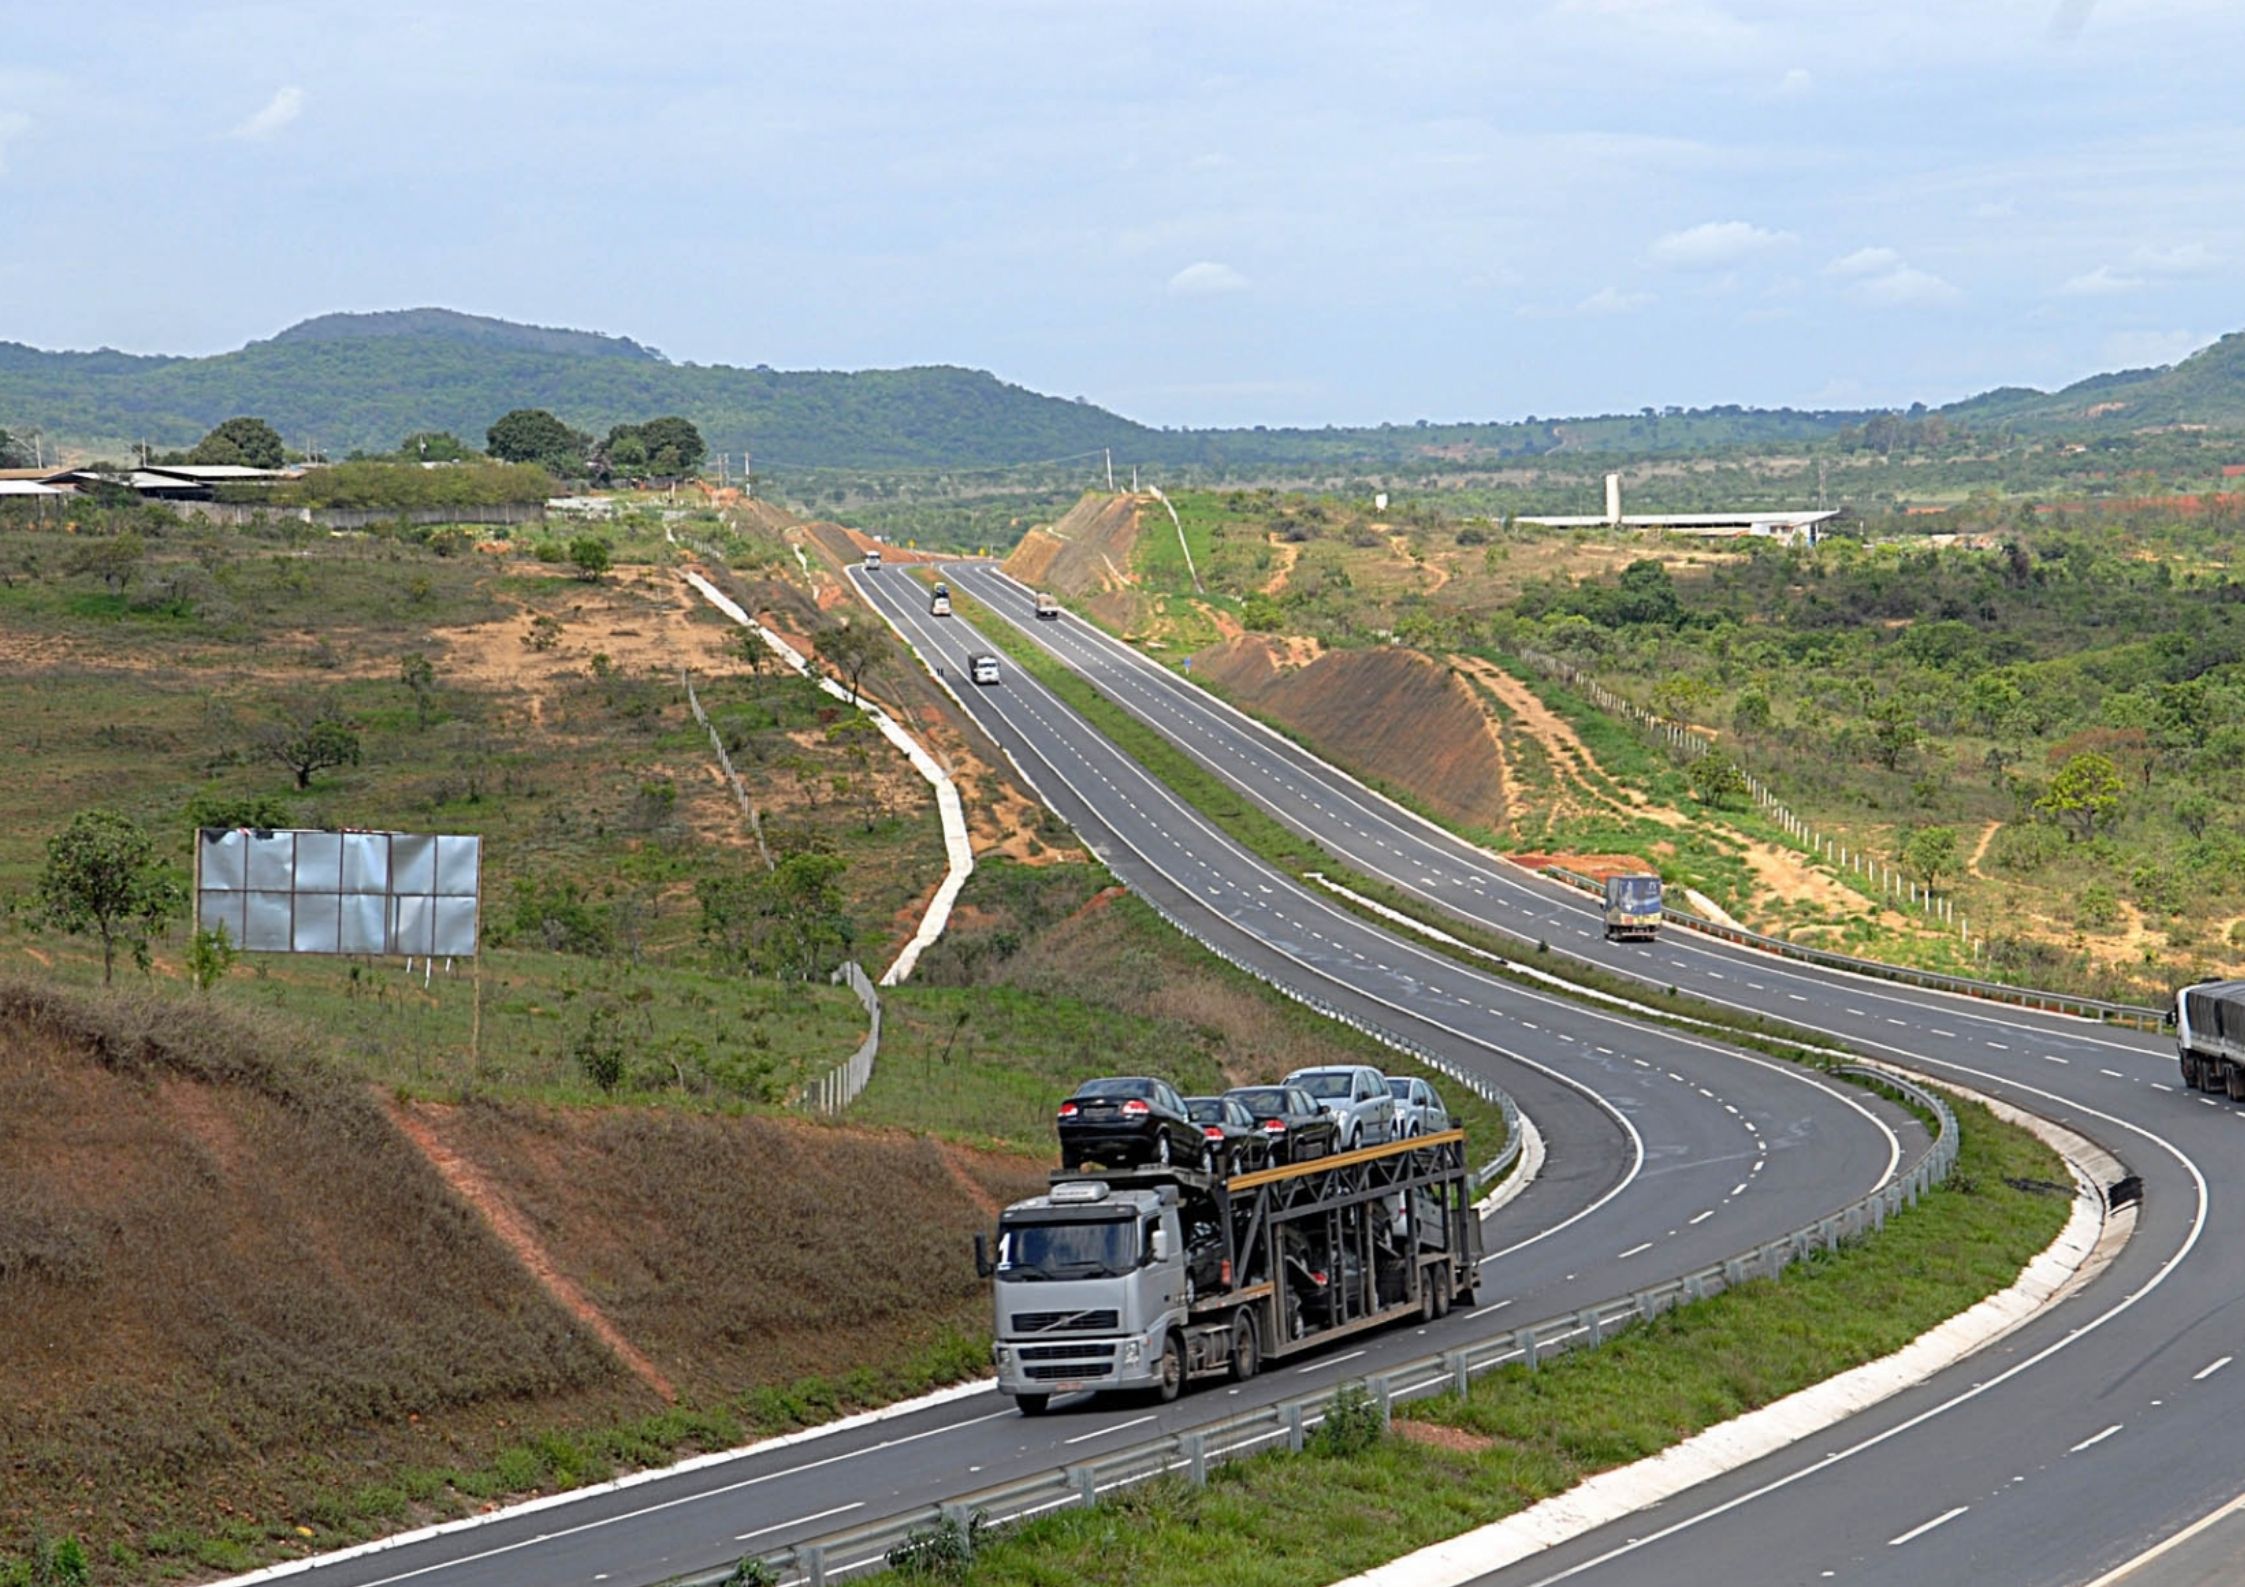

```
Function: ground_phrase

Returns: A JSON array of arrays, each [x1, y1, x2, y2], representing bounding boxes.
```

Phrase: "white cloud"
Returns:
[[229, 86, 305, 141], [0, 111, 26, 175], [1855, 265, 1962, 308], [1649, 220, 1794, 269], [2129, 241, 2216, 275], [1825, 246, 1903, 278], [1577, 286, 1653, 315], [1776, 67, 1813, 97], [2101, 329, 2209, 369], [2059, 265, 2144, 296], [1167, 261, 1250, 297]]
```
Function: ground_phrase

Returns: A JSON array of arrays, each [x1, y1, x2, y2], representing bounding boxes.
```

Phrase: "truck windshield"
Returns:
[[996, 1220, 1137, 1280], [1608, 876, 1662, 912]]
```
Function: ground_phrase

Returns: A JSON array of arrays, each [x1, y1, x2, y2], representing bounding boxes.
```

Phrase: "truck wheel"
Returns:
[[1229, 1312, 1261, 1382], [2182, 1055, 2199, 1089], [2229, 1064, 2245, 1103], [1155, 1334, 1185, 1403], [1432, 1268, 1453, 1318], [1015, 1393, 1050, 1416]]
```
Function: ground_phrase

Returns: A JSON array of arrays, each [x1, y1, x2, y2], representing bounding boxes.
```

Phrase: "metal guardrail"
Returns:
[[662, 1066, 1953, 1586], [1542, 866, 2166, 1030]]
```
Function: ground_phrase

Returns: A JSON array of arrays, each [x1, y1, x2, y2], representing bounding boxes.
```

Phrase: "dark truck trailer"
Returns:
[[1602, 873, 1663, 941], [977, 1131, 1483, 1412], [2176, 979, 2245, 1098]]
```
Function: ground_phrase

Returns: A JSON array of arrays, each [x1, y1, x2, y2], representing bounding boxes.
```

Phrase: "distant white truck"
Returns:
[[863, 547, 883, 571], [930, 581, 953, 617], [1035, 591, 1061, 621], [969, 653, 1001, 686]]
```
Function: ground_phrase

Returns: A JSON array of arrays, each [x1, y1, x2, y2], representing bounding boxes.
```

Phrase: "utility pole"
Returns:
[[1105, 448, 1114, 493], [1818, 457, 1828, 510], [743, 446, 752, 499], [1132, 464, 1139, 492]]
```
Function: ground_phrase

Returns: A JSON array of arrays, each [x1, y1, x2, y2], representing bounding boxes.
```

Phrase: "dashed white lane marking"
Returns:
[[2043, 1054, 2071, 1065], [1298, 1349, 1370, 1374], [2101, 1069, 2125, 1078], [1064, 1413, 1157, 1444], [2195, 1356, 2233, 1381], [2070, 1425, 2123, 1453], [1689, 1210, 1715, 1225], [1618, 1242, 1653, 1259], [1731, 1183, 1748, 1197], [1469, 1300, 1513, 1319], [1887, 1506, 1970, 1547], [735, 1502, 864, 1542]]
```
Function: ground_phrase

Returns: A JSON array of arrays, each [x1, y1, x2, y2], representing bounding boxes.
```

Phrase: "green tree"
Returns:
[[1899, 825, 1960, 891], [2038, 751, 2125, 842], [400, 430, 472, 461], [1867, 697, 1920, 771], [695, 851, 853, 979], [188, 416, 287, 468], [2175, 789, 2217, 840], [486, 408, 587, 472], [814, 621, 883, 704], [258, 704, 363, 789], [36, 809, 186, 984], [569, 536, 613, 582], [183, 790, 296, 833], [63, 530, 145, 594], [1731, 687, 1773, 735], [186, 922, 239, 992], [399, 652, 439, 727], [635, 415, 707, 473], [1687, 747, 1750, 809], [0, 426, 29, 468]]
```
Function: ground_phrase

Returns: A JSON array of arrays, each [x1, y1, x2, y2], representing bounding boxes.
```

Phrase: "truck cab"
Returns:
[[1602, 872, 1663, 941], [981, 1179, 1187, 1410], [969, 653, 1001, 686], [1035, 592, 1061, 621], [862, 547, 883, 571], [930, 581, 953, 617]]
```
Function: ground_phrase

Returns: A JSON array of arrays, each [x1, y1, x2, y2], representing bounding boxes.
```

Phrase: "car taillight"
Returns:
[[1057, 1102, 1079, 1117], [1202, 1126, 1225, 1140], [1262, 1119, 1286, 1131], [1121, 1099, 1150, 1115], [1219, 1259, 1232, 1286], [1310, 1270, 1328, 1286]]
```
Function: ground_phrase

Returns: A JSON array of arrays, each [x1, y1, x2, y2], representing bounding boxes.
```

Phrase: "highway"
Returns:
[[940, 560, 2229, 1587], [251, 567, 1923, 1587]]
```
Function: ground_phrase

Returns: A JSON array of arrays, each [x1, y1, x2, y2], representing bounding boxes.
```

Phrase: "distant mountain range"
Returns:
[[3, 307, 2241, 471]]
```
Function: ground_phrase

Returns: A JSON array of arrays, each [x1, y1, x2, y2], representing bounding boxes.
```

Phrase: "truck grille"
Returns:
[[1017, 1343, 1118, 1362], [1010, 1309, 1120, 1335]]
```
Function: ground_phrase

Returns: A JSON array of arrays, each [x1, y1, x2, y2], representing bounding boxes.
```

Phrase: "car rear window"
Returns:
[[1074, 1077, 1156, 1099], [1184, 1099, 1226, 1123], [1294, 1072, 1354, 1099], [1228, 1088, 1289, 1114], [1387, 1079, 1412, 1098]]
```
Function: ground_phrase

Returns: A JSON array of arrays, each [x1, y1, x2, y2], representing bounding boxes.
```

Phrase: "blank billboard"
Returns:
[[195, 829, 481, 956]]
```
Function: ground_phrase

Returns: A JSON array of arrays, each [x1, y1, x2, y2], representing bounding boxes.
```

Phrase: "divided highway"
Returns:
[[254, 569, 1922, 1587], [943, 560, 2229, 1587]]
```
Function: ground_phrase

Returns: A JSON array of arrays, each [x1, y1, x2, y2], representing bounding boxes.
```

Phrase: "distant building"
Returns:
[[1516, 472, 1833, 545]]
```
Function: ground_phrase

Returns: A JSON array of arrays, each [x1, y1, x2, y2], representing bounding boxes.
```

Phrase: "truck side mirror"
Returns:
[[974, 1233, 994, 1279], [1149, 1226, 1172, 1263]]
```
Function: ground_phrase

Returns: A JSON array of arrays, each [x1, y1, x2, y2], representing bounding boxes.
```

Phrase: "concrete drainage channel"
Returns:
[[663, 1066, 2029, 1587]]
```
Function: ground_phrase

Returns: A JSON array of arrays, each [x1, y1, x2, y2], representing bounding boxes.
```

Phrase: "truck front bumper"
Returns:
[[994, 1333, 1158, 1396]]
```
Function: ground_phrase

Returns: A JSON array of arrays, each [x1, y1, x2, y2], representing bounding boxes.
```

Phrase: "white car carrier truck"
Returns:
[[976, 1131, 1482, 1412]]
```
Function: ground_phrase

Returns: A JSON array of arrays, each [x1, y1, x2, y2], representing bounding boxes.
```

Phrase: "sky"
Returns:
[[2, 1, 2241, 428]]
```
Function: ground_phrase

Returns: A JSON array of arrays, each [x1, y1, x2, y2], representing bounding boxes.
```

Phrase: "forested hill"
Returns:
[[0, 311, 1167, 467], [6, 308, 2245, 469], [1941, 332, 2245, 433]]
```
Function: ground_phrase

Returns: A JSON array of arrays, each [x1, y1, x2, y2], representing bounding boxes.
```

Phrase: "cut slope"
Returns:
[[1194, 637, 1509, 831], [0, 980, 628, 1561], [1003, 492, 1146, 598]]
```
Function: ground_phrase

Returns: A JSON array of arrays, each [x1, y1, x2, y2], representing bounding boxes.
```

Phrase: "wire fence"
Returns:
[[660, 1065, 1958, 1587], [803, 962, 881, 1115]]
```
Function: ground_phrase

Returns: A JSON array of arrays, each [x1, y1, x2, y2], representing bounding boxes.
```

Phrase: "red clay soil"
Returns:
[[388, 1101, 679, 1402], [1509, 852, 1658, 881], [1193, 637, 1510, 831], [1002, 492, 1146, 597]]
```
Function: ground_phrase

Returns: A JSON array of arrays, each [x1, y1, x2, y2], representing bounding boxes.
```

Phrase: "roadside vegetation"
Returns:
[[851, 1091, 2070, 1587]]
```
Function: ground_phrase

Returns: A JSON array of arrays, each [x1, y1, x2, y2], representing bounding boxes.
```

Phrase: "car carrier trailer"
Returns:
[[976, 1131, 1482, 1412], [2176, 979, 2245, 1098]]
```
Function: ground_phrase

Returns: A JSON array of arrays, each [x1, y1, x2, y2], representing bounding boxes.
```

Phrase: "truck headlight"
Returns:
[[994, 1346, 1011, 1369], [1123, 1339, 1144, 1365]]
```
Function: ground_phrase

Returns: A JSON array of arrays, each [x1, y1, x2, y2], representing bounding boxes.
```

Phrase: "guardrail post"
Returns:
[[940, 1504, 975, 1557], [1447, 1349, 1472, 1394], [1635, 1289, 1658, 1323], [1371, 1375, 1393, 1429], [799, 1544, 826, 1587], [1284, 1403, 1306, 1453], [1070, 1464, 1098, 1507], [1580, 1307, 1602, 1347], [1181, 1430, 1207, 1486]]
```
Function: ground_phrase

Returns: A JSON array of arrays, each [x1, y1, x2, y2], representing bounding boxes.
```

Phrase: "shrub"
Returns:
[[2077, 884, 2122, 932], [1310, 1380, 1385, 1457]]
